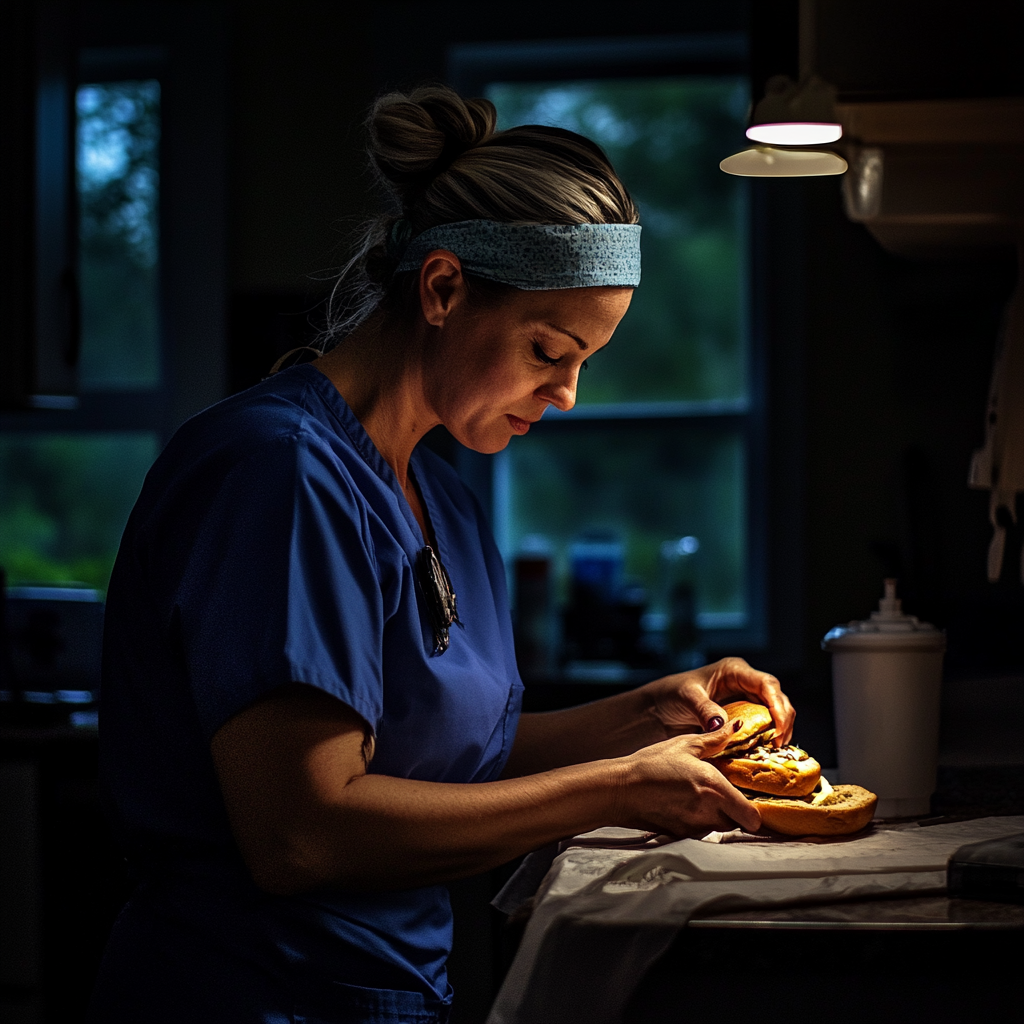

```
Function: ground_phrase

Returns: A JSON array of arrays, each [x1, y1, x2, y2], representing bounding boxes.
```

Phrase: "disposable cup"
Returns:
[[823, 581, 946, 818]]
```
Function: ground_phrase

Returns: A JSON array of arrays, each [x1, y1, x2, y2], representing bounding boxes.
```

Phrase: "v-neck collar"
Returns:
[[296, 363, 448, 565]]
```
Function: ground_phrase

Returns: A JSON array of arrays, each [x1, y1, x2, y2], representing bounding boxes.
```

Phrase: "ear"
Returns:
[[418, 250, 466, 328]]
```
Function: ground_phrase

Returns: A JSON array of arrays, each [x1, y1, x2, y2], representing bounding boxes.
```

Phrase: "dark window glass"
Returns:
[[499, 423, 746, 625], [76, 80, 161, 390]]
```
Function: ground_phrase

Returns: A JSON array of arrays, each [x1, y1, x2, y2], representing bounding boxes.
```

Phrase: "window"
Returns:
[[451, 36, 765, 667], [2, 0, 227, 597], [0, 69, 164, 593], [77, 79, 162, 391]]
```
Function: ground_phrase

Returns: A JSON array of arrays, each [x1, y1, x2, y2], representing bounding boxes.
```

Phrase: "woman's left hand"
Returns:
[[644, 657, 795, 748]]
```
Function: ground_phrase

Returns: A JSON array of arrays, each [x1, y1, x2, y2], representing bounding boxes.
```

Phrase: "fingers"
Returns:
[[626, 735, 764, 836], [690, 758, 762, 834], [694, 757, 762, 833], [766, 688, 796, 747], [705, 658, 796, 746], [720, 783, 762, 833], [652, 675, 730, 734], [697, 695, 728, 733], [687, 716, 743, 760]]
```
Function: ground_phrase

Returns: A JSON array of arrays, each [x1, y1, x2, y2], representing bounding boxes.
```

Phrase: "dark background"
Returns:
[[224, 0, 1023, 744], [2, 2, 1023, 1022]]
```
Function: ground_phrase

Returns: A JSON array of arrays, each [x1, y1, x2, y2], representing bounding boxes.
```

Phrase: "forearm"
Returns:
[[240, 758, 627, 894], [501, 685, 668, 777], [214, 684, 763, 897]]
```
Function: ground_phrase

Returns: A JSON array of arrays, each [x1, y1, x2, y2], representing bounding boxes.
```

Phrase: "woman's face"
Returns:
[[422, 275, 633, 454]]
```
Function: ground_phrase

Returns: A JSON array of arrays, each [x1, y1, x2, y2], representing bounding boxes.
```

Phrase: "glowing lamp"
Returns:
[[720, 75, 846, 179], [720, 145, 847, 178], [745, 122, 842, 146]]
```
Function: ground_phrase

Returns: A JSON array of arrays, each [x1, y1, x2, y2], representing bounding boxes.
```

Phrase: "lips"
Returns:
[[506, 414, 533, 434]]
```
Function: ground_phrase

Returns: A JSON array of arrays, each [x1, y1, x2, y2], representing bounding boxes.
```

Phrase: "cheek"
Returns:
[[432, 345, 527, 420]]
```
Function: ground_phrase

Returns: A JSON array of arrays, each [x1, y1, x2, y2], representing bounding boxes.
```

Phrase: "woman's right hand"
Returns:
[[213, 686, 759, 894], [615, 718, 761, 837]]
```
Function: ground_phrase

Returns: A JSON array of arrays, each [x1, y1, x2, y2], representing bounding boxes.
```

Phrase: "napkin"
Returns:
[[487, 816, 1024, 1024]]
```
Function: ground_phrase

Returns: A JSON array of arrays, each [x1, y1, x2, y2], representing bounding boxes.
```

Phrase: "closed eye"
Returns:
[[532, 341, 560, 366], [534, 341, 589, 371]]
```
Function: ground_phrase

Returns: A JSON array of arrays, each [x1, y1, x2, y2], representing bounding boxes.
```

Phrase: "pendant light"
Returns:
[[745, 74, 842, 145], [721, 75, 847, 178], [720, 143, 847, 177], [722, 0, 847, 179]]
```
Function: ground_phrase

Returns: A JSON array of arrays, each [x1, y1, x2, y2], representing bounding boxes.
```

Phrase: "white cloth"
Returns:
[[487, 816, 1024, 1024], [969, 252, 1024, 582]]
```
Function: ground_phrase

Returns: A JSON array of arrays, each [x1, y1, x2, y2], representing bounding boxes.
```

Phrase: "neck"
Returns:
[[315, 316, 439, 488]]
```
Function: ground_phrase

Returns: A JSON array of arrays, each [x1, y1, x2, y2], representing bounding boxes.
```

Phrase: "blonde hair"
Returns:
[[323, 85, 638, 345]]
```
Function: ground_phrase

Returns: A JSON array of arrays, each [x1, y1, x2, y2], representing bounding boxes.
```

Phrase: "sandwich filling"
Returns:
[[737, 743, 811, 768], [739, 774, 836, 805]]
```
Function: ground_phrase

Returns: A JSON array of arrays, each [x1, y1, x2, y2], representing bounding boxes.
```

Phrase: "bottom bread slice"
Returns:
[[748, 784, 878, 836]]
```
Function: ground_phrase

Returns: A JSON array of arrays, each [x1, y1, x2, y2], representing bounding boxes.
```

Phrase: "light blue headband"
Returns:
[[393, 220, 641, 290]]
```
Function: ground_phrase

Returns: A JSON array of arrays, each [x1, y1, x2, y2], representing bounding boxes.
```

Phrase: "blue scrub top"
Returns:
[[91, 364, 523, 1024]]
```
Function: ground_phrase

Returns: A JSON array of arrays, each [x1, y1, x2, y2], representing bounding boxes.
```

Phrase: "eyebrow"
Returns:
[[543, 321, 589, 351]]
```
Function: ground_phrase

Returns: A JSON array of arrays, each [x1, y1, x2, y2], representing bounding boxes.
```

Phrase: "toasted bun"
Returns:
[[748, 784, 878, 836], [712, 744, 821, 798], [720, 701, 775, 754]]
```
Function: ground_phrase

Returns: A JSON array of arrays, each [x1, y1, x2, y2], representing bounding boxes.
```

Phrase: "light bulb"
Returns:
[[746, 122, 843, 146]]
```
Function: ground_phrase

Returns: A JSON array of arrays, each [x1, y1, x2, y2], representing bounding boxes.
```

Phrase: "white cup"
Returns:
[[822, 580, 946, 818]]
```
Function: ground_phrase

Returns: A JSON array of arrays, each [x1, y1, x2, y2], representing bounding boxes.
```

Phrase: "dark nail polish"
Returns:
[[733, 719, 743, 732], [706, 716, 724, 732]]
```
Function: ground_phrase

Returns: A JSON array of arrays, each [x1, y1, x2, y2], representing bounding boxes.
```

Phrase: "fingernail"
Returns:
[[733, 720, 743, 732], [706, 716, 724, 732]]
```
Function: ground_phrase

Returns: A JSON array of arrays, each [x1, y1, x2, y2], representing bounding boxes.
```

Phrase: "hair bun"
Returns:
[[368, 85, 497, 199]]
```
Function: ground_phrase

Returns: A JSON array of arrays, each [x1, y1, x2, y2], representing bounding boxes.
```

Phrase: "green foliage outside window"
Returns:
[[77, 80, 161, 390], [0, 435, 158, 592]]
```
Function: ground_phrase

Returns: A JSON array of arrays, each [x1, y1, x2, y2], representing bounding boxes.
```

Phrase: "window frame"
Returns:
[[0, 4, 226, 445], [448, 34, 768, 653], [0, 3, 226, 596]]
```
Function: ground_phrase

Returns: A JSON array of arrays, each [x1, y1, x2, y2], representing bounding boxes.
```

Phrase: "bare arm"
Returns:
[[499, 688, 665, 778], [210, 683, 757, 896], [502, 657, 797, 778]]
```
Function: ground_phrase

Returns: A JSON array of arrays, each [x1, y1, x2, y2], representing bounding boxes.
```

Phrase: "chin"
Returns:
[[471, 435, 512, 455], [451, 424, 513, 455]]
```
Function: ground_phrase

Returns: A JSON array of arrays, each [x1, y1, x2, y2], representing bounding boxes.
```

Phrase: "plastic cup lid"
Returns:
[[822, 579, 945, 651]]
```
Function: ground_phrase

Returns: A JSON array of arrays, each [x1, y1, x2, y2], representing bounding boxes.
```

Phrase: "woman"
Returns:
[[90, 86, 794, 1023]]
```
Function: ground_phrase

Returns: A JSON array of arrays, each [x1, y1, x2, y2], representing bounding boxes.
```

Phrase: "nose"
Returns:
[[540, 366, 578, 412]]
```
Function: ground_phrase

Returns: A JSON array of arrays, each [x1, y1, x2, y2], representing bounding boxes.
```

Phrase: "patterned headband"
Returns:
[[393, 220, 641, 290]]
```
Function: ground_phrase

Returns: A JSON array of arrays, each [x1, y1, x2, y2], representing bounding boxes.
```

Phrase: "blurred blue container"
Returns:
[[568, 533, 625, 605]]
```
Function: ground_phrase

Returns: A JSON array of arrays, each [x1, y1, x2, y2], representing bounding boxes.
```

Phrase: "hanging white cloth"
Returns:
[[968, 245, 1024, 582]]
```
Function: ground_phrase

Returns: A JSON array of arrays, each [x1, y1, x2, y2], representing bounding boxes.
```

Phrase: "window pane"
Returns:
[[0, 434, 157, 592], [487, 78, 749, 404], [500, 422, 747, 623], [76, 80, 161, 390]]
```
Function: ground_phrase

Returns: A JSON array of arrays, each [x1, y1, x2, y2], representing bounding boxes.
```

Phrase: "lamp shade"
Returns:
[[720, 146, 848, 177]]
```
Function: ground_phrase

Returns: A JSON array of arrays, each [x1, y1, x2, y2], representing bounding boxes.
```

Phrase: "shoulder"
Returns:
[[139, 368, 376, 527], [167, 368, 366, 473], [170, 366, 337, 457]]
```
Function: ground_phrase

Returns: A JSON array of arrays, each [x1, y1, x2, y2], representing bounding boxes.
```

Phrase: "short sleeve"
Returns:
[[176, 434, 389, 738]]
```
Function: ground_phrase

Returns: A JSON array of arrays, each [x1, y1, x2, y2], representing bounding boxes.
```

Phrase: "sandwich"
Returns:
[[709, 700, 877, 836]]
